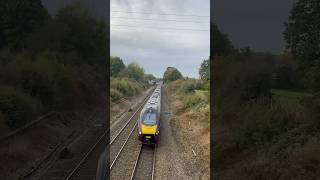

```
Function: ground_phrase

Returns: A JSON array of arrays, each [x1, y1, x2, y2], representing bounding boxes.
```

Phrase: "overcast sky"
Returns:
[[111, 0, 210, 78], [213, 0, 295, 54]]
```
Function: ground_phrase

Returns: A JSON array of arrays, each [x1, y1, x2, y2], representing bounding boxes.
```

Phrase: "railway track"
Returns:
[[25, 111, 106, 180], [109, 99, 148, 180], [64, 87, 155, 180], [65, 130, 107, 180], [69, 87, 157, 180], [130, 144, 156, 180], [24, 88, 154, 180], [110, 87, 158, 180]]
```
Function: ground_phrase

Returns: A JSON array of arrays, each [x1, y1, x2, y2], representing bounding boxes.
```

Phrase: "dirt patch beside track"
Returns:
[[161, 87, 210, 180], [155, 87, 192, 180]]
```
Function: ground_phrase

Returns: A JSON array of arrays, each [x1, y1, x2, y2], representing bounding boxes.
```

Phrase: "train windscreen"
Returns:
[[142, 113, 157, 125]]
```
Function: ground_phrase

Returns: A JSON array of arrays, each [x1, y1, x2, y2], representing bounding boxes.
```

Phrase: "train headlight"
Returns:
[[139, 130, 142, 135], [155, 131, 159, 135]]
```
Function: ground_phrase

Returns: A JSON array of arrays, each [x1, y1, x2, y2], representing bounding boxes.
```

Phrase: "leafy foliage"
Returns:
[[54, 3, 107, 65], [0, 0, 49, 49], [0, 86, 41, 128], [0, 3, 107, 129], [199, 59, 210, 81], [110, 56, 125, 77], [144, 74, 156, 81], [212, 23, 234, 57], [163, 67, 183, 83], [110, 58, 153, 102], [213, 21, 320, 179], [110, 88, 123, 102], [127, 63, 145, 82], [215, 53, 272, 107], [284, 0, 320, 63]]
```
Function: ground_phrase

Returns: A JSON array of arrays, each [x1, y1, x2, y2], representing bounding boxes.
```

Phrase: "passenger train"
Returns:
[[138, 82, 162, 144]]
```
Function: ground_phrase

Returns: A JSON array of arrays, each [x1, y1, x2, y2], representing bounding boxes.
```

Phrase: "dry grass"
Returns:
[[168, 90, 210, 180]]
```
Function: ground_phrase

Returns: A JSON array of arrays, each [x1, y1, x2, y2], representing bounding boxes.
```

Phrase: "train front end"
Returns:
[[138, 107, 160, 145]]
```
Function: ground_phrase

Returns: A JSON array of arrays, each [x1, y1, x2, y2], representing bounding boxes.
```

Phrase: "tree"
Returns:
[[284, 0, 320, 64], [55, 3, 107, 65], [127, 63, 145, 81], [163, 67, 183, 83], [199, 59, 210, 81], [110, 56, 125, 76], [0, 0, 49, 49], [145, 74, 156, 81], [212, 23, 234, 57], [284, 0, 320, 92]]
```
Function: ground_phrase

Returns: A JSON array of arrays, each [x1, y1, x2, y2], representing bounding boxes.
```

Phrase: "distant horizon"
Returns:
[[111, 55, 203, 79]]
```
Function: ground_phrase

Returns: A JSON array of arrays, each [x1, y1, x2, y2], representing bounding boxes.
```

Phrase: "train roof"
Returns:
[[144, 104, 158, 112]]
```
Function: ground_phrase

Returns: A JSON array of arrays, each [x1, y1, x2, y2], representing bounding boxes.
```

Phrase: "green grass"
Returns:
[[195, 90, 209, 100], [271, 89, 312, 103]]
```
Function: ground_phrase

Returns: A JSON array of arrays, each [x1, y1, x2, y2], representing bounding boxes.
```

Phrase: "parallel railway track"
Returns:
[[130, 144, 156, 180], [22, 111, 105, 180], [65, 131, 107, 180], [68, 88, 155, 180], [110, 87, 158, 180]]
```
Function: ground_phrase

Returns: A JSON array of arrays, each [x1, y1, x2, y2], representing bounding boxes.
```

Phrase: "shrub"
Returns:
[[235, 100, 305, 150], [163, 67, 183, 83], [167, 79, 203, 94], [110, 88, 123, 102], [185, 93, 204, 109], [181, 80, 196, 93], [111, 78, 143, 97], [0, 86, 41, 128]]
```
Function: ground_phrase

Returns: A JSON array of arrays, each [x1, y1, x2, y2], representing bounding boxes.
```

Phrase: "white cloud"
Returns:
[[111, 0, 210, 78]]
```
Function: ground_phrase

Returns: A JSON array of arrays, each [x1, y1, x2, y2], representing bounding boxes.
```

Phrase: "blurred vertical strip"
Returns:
[[210, 0, 214, 179], [94, 0, 109, 179], [106, 0, 110, 179]]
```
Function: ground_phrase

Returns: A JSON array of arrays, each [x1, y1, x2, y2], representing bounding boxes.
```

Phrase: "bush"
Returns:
[[168, 79, 204, 94], [185, 93, 204, 109], [0, 86, 41, 128], [111, 78, 143, 97], [163, 67, 183, 83], [181, 80, 196, 93], [110, 88, 123, 102], [234, 99, 307, 150]]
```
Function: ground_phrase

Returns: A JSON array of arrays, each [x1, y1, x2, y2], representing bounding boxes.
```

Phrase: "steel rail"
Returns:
[[151, 144, 156, 180], [130, 144, 143, 180], [129, 144, 156, 180], [110, 121, 138, 169], [65, 130, 106, 180]]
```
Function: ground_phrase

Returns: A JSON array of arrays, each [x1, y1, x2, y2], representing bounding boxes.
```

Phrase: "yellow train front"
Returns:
[[138, 106, 160, 145], [138, 85, 162, 145]]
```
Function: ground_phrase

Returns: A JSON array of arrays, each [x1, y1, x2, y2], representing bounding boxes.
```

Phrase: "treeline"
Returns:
[[164, 62, 210, 179], [110, 56, 155, 102], [164, 60, 210, 125], [0, 1, 107, 129], [213, 1, 320, 179]]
